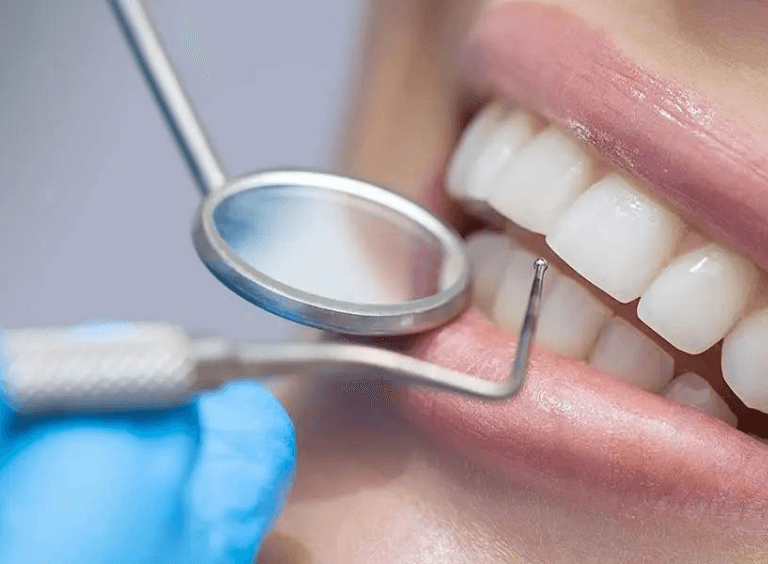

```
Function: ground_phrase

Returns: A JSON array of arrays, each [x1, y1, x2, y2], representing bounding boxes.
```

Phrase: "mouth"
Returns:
[[398, 1, 768, 525]]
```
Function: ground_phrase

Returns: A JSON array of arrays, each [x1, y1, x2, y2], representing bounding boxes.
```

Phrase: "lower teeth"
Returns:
[[466, 229, 744, 431], [588, 317, 674, 393], [661, 372, 738, 428]]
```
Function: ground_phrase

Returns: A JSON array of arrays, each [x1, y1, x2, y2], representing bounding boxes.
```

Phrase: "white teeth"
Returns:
[[662, 372, 738, 427], [466, 111, 538, 201], [465, 231, 514, 314], [446, 104, 505, 201], [536, 275, 612, 360], [488, 242, 611, 359], [637, 243, 758, 354], [488, 126, 593, 234], [446, 104, 536, 201], [457, 107, 766, 431], [721, 308, 768, 414], [491, 244, 554, 334], [588, 317, 674, 392], [546, 174, 685, 303]]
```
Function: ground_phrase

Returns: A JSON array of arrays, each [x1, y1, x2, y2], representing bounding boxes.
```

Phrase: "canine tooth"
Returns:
[[446, 103, 507, 200], [536, 276, 612, 359], [637, 244, 758, 354], [491, 245, 557, 334], [588, 317, 674, 392], [488, 127, 593, 234], [465, 231, 513, 314], [722, 308, 768, 414], [465, 110, 538, 201], [546, 174, 684, 303], [662, 372, 738, 427]]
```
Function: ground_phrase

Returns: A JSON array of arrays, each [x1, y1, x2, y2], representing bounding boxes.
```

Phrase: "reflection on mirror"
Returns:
[[212, 185, 455, 305]]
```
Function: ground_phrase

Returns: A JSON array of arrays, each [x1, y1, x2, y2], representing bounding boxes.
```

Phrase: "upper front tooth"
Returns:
[[721, 308, 768, 414], [637, 243, 758, 354], [661, 372, 738, 427], [487, 126, 593, 234], [588, 317, 674, 392], [465, 230, 514, 314], [536, 275, 612, 359], [447, 104, 536, 202], [546, 173, 685, 303]]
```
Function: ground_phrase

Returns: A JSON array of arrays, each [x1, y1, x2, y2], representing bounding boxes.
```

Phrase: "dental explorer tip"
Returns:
[[505, 257, 550, 396]]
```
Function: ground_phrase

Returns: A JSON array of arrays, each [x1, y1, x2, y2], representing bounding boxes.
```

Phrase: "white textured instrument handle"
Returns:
[[0, 321, 529, 413], [1, 323, 198, 413]]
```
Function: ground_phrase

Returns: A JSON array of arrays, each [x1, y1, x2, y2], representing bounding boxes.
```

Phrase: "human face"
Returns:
[[259, 2, 768, 562]]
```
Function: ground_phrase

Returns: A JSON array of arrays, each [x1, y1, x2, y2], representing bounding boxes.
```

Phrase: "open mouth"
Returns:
[[398, 2, 768, 525], [453, 99, 768, 432]]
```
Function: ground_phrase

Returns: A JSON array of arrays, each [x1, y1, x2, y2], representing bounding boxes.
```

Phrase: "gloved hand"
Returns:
[[0, 325, 296, 564]]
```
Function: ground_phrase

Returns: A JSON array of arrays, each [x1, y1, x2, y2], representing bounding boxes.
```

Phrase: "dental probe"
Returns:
[[0, 260, 547, 414]]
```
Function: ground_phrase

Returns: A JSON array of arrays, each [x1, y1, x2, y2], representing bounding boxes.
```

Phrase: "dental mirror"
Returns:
[[195, 172, 469, 335], [112, 0, 470, 336]]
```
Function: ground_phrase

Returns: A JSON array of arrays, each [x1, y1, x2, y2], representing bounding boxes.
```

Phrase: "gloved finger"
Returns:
[[174, 380, 296, 564], [0, 319, 202, 563], [0, 320, 296, 564], [0, 405, 199, 564]]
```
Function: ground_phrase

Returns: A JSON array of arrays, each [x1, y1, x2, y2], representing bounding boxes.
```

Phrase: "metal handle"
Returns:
[[0, 318, 533, 414], [194, 339, 522, 400], [0, 260, 548, 413], [110, 0, 227, 194]]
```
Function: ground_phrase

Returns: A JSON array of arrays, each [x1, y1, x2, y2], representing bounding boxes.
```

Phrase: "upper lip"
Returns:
[[398, 1, 768, 526], [462, 1, 768, 273]]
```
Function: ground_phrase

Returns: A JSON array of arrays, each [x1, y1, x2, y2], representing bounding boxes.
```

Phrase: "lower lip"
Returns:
[[398, 307, 768, 526]]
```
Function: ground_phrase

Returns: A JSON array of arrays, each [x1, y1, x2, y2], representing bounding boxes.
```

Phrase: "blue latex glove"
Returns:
[[0, 327, 296, 564]]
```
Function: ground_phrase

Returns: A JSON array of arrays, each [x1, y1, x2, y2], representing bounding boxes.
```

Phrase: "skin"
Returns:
[[258, 1, 768, 562]]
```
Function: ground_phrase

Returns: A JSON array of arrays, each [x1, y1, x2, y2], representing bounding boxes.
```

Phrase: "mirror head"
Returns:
[[193, 171, 471, 336]]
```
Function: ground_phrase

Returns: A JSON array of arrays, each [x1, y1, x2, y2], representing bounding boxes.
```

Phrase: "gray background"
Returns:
[[0, 0, 363, 341]]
